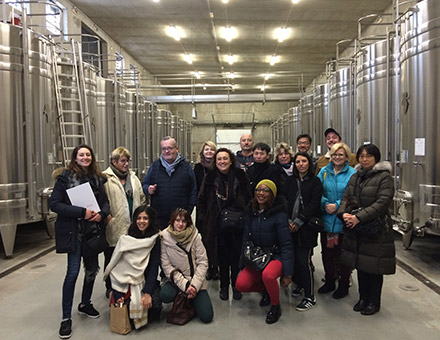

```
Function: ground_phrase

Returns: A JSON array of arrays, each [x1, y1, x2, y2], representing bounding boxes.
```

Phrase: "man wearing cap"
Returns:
[[315, 128, 356, 175]]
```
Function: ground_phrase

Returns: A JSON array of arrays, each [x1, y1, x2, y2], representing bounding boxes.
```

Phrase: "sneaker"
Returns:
[[59, 319, 72, 339], [291, 286, 304, 298], [295, 297, 317, 311], [78, 303, 100, 318]]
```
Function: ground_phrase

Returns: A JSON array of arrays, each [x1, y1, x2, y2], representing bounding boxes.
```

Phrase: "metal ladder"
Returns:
[[52, 39, 93, 166]]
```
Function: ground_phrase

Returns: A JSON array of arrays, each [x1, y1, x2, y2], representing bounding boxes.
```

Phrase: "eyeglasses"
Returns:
[[161, 147, 176, 152], [118, 158, 130, 163], [255, 188, 271, 193], [331, 153, 345, 158]]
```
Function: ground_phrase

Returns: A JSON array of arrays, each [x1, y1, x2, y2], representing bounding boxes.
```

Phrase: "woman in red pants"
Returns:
[[235, 179, 293, 324]]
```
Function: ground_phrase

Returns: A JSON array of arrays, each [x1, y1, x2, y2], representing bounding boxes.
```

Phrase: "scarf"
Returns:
[[281, 162, 294, 176], [110, 163, 133, 198], [165, 223, 197, 246], [200, 155, 213, 169], [160, 153, 184, 176]]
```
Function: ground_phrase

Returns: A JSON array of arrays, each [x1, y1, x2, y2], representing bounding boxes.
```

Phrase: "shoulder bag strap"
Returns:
[[176, 243, 194, 278]]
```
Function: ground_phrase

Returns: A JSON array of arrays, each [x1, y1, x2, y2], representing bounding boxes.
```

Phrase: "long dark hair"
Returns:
[[128, 205, 160, 238], [68, 144, 103, 178], [292, 151, 315, 178]]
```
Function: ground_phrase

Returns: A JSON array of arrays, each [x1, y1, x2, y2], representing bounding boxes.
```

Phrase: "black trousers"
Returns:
[[104, 246, 115, 290], [217, 231, 242, 289], [357, 270, 383, 306], [293, 245, 314, 298]]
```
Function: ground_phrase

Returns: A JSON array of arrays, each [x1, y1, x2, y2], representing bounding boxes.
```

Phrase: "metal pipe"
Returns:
[[21, 7, 37, 218]]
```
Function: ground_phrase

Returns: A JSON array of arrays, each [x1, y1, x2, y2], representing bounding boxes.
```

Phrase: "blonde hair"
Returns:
[[110, 147, 131, 162], [197, 141, 217, 162], [329, 142, 351, 158], [274, 142, 295, 162]]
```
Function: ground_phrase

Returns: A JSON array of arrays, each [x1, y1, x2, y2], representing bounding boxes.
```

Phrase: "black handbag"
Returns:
[[355, 217, 384, 239], [243, 240, 273, 271], [82, 222, 108, 256], [308, 217, 324, 233], [219, 207, 244, 233]]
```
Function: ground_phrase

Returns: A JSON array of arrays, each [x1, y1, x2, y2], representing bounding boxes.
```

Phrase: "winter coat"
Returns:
[[235, 150, 254, 171], [49, 169, 110, 254], [317, 161, 356, 234], [283, 174, 323, 248], [194, 162, 210, 193], [197, 167, 252, 262], [243, 196, 294, 276], [103, 167, 146, 246], [247, 161, 283, 192], [315, 152, 357, 175], [160, 228, 208, 292], [337, 161, 396, 275], [142, 158, 197, 228]]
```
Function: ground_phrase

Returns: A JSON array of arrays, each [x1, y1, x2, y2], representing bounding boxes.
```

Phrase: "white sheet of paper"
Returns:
[[66, 182, 101, 212]]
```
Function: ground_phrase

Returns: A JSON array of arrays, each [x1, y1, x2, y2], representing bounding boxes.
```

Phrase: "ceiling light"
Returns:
[[152, 0, 160, 3], [183, 53, 193, 64], [274, 27, 291, 43], [227, 54, 236, 65], [292, 0, 300, 4], [264, 73, 271, 80], [221, 26, 238, 42], [193, 71, 201, 79], [228, 71, 236, 79], [269, 54, 279, 65], [222, 0, 229, 4], [167, 25, 184, 41], [261, 85, 266, 92]]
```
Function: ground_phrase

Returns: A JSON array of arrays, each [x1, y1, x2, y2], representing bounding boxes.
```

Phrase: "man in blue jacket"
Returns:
[[143, 136, 197, 229]]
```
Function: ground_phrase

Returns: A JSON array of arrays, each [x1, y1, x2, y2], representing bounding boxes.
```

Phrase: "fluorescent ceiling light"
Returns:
[[152, 0, 160, 3], [166, 25, 184, 41], [221, 26, 238, 42], [274, 27, 291, 43], [228, 71, 236, 79], [222, 0, 229, 3], [292, 0, 300, 4], [193, 71, 201, 79], [183, 53, 193, 64], [260, 85, 266, 92], [264, 73, 271, 80], [269, 55, 279, 65], [227, 54, 236, 65]]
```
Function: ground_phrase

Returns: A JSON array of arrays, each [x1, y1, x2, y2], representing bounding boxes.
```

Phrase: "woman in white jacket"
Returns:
[[160, 209, 213, 323], [103, 205, 161, 329], [103, 147, 146, 296]]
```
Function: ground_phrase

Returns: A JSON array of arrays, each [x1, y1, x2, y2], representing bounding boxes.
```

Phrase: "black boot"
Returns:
[[259, 289, 271, 306], [332, 281, 349, 299], [219, 287, 229, 301], [318, 280, 336, 294], [232, 288, 242, 300], [361, 303, 380, 315], [266, 304, 281, 324]]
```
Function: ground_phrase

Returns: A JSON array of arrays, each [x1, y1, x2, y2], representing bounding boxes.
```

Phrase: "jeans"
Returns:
[[62, 240, 99, 319]]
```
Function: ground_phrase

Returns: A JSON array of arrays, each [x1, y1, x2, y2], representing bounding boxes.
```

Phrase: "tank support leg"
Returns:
[[0, 224, 17, 258], [402, 230, 415, 249]]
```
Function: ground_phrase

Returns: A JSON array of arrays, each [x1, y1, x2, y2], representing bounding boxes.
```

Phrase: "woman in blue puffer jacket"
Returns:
[[317, 142, 356, 299]]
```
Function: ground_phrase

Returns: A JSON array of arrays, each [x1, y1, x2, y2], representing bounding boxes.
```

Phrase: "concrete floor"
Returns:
[[1, 224, 440, 340]]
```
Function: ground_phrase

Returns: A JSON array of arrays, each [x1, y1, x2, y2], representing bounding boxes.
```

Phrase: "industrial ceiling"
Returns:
[[69, 0, 393, 97]]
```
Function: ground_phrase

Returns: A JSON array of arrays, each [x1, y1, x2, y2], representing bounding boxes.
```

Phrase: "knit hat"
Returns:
[[256, 179, 277, 197]]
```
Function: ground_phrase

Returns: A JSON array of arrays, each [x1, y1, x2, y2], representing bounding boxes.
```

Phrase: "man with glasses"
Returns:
[[142, 136, 197, 229]]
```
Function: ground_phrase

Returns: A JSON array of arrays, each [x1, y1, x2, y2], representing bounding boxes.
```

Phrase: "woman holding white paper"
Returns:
[[50, 144, 110, 339]]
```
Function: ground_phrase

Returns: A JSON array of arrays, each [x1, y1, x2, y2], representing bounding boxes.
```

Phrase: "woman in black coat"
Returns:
[[236, 179, 293, 324], [283, 151, 323, 312], [49, 144, 110, 339], [197, 148, 252, 301], [337, 144, 395, 316]]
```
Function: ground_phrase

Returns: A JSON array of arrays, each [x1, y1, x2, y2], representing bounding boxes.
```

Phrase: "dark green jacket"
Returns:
[[337, 161, 396, 275]]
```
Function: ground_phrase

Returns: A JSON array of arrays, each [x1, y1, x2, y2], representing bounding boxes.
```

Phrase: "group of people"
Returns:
[[49, 127, 396, 338]]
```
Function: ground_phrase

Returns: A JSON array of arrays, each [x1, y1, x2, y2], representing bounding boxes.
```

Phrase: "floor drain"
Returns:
[[399, 283, 419, 291], [31, 264, 46, 269]]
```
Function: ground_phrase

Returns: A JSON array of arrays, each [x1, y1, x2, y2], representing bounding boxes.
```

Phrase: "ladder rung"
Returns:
[[64, 134, 86, 139], [61, 98, 80, 102], [61, 110, 81, 114], [57, 61, 74, 66], [60, 86, 78, 90], [62, 122, 83, 126], [59, 73, 76, 78]]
